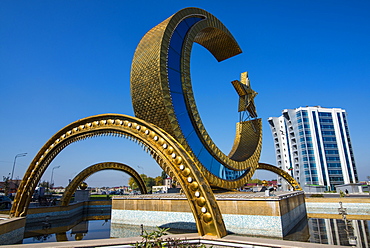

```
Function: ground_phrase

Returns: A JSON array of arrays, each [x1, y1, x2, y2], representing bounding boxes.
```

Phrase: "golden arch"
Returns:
[[257, 163, 302, 191], [11, 113, 227, 237], [131, 7, 262, 189], [60, 162, 147, 207]]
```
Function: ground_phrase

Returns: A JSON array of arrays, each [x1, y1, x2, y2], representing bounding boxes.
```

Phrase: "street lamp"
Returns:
[[50, 166, 60, 189], [11, 153, 27, 181], [288, 166, 294, 177]]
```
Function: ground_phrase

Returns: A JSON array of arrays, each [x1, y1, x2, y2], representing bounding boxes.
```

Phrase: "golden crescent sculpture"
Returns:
[[131, 7, 262, 189], [11, 7, 301, 238]]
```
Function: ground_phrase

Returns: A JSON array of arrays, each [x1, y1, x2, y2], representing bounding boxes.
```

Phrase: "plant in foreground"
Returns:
[[134, 227, 211, 248]]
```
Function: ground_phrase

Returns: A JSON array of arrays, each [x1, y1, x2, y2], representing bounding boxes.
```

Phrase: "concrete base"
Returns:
[[336, 183, 363, 193], [305, 185, 326, 193], [0, 214, 26, 245], [111, 191, 307, 238], [75, 190, 90, 202]]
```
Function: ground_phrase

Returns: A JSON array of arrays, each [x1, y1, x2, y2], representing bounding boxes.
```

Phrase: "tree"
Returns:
[[39, 180, 50, 191], [145, 177, 155, 191], [128, 177, 138, 190], [129, 174, 156, 192], [161, 170, 167, 180], [247, 178, 262, 184], [154, 176, 163, 186]]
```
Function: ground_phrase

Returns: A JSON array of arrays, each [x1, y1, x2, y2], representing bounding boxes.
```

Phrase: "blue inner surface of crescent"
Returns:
[[167, 16, 245, 180]]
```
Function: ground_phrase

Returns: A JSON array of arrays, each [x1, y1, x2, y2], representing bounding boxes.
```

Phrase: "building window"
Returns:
[[325, 150, 339, 154], [327, 163, 341, 168], [319, 118, 333, 123], [321, 125, 334, 129], [322, 131, 335, 135], [328, 170, 342, 175], [327, 157, 340, 161], [324, 143, 338, 148], [318, 112, 332, 117], [300, 137, 312, 142], [329, 177, 344, 182]]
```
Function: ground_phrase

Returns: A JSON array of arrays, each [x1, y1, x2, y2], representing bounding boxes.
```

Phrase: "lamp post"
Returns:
[[11, 153, 27, 181], [50, 166, 60, 189]]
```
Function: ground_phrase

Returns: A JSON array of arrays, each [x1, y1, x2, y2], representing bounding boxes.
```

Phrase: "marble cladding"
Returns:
[[111, 209, 196, 230], [0, 226, 24, 245], [111, 223, 159, 239]]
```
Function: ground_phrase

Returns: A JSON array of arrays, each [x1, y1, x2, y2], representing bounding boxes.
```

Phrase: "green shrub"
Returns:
[[310, 194, 324, 197], [133, 227, 211, 248]]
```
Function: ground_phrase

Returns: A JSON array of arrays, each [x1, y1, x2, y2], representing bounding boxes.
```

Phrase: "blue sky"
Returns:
[[1, 1, 369, 187]]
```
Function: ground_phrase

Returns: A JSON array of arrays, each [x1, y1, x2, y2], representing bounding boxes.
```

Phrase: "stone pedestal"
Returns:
[[75, 190, 90, 202], [0, 215, 26, 245], [111, 191, 307, 238]]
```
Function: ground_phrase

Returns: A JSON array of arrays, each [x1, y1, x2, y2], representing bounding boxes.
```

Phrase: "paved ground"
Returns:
[[7, 233, 351, 248]]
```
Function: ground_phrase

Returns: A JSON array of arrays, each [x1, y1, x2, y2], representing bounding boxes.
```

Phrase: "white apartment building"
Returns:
[[268, 106, 358, 191]]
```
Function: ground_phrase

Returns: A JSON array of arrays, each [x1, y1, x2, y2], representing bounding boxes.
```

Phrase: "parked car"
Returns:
[[0, 195, 12, 209]]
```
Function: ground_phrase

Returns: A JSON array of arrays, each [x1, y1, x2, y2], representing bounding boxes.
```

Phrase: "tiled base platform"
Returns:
[[111, 191, 307, 238]]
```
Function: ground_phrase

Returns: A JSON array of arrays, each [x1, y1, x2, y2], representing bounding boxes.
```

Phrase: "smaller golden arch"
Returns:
[[60, 162, 147, 206], [257, 163, 302, 191]]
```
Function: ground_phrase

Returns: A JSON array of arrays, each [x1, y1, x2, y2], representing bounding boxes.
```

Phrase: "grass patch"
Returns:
[[310, 194, 324, 197], [90, 194, 112, 199]]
